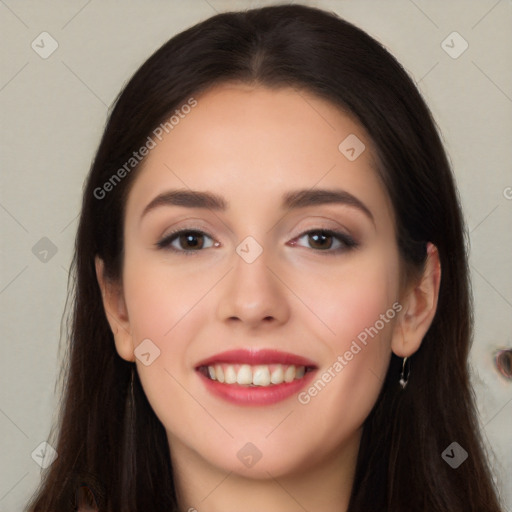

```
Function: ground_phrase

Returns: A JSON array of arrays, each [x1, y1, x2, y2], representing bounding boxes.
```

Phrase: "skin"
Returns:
[[96, 83, 441, 511]]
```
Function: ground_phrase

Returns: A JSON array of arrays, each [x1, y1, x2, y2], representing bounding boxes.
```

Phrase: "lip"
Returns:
[[195, 348, 317, 368], [195, 349, 318, 406]]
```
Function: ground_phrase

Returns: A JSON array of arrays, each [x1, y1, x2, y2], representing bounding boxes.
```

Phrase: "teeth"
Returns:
[[270, 365, 284, 384], [225, 365, 237, 384], [253, 366, 271, 386], [284, 365, 296, 383], [204, 363, 308, 387], [215, 364, 225, 383], [237, 364, 252, 385]]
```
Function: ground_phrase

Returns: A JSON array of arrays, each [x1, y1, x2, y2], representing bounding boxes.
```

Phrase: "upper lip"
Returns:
[[195, 349, 317, 368]]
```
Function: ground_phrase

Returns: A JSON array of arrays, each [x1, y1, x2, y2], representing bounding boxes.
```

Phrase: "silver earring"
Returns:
[[399, 356, 410, 389]]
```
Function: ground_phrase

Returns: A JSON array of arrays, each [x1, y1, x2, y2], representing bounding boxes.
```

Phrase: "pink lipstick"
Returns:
[[195, 349, 317, 406]]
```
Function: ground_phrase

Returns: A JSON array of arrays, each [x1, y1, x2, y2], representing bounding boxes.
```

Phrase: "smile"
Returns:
[[199, 363, 312, 387], [195, 349, 317, 405]]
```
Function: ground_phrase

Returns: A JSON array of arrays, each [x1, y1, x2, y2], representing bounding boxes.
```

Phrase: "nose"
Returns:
[[215, 244, 291, 330]]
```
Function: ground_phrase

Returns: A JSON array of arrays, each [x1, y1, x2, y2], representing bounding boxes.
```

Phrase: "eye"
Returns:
[[156, 229, 217, 254], [292, 229, 358, 254], [156, 227, 358, 255]]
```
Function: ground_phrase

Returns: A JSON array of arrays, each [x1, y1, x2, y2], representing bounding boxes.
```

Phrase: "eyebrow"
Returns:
[[141, 188, 374, 224]]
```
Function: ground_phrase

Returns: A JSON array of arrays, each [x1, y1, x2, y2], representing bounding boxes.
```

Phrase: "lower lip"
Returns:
[[197, 370, 317, 406]]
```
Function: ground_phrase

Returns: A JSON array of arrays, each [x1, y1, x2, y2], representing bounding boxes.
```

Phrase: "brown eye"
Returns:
[[294, 229, 358, 253], [178, 232, 205, 250], [308, 231, 334, 250], [156, 229, 216, 254]]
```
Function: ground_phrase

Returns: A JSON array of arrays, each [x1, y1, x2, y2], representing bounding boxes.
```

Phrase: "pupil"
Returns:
[[310, 232, 331, 249], [181, 233, 202, 249]]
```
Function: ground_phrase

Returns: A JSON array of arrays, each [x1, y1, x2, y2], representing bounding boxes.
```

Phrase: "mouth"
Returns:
[[195, 349, 318, 405], [197, 363, 315, 387]]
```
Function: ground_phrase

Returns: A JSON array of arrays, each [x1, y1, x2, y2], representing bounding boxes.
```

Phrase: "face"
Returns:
[[111, 83, 406, 479]]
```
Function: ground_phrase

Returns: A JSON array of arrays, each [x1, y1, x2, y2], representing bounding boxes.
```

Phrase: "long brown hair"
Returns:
[[26, 4, 503, 511]]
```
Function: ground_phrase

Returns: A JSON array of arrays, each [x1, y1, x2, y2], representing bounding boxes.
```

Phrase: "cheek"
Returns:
[[120, 245, 231, 376], [121, 248, 211, 348], [293, 250, 400, 429], [296, 247, 400, 356], [120, 253, 221, 437]]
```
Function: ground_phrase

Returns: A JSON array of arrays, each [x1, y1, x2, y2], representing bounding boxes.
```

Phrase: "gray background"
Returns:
[[1, 0, 511, 510]]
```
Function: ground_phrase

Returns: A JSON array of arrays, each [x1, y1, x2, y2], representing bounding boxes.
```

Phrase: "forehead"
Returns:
[[124, 83, 393, 227]]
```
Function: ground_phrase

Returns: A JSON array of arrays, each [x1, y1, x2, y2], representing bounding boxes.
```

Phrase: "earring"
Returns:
[[399, 356, 410, 389]]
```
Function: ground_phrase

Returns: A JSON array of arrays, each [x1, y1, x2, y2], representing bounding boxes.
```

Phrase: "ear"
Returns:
[[391, 242, 441, 358], [95, 256, 135, 362]]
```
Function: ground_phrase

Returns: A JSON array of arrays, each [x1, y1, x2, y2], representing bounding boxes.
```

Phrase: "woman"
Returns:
[[26, 4, 504, 511]]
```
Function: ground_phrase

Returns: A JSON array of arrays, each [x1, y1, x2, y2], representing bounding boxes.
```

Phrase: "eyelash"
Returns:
[[155, 227, 358, 256]]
